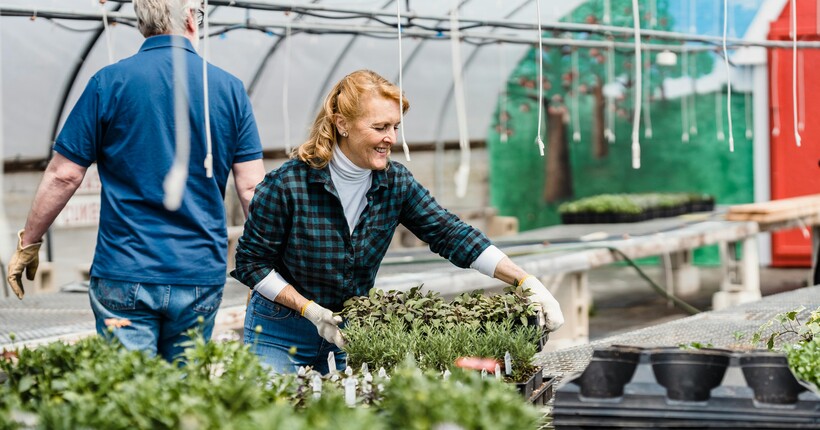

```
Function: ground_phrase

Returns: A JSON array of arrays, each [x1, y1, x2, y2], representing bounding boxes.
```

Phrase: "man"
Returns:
[[6, 0, 265, 361]]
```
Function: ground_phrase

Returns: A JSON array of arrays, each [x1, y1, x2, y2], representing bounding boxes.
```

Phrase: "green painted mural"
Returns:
[[488, 0, 755, 264]]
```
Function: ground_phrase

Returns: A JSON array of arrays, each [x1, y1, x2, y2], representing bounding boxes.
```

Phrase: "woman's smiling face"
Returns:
[[336, 95, 401, 171]]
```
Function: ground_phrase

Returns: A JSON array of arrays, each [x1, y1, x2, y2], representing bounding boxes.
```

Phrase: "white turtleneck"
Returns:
[[328, 144, 372, 234]]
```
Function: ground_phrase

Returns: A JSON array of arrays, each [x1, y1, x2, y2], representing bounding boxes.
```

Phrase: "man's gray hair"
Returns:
[[133, 0, 196, 38]]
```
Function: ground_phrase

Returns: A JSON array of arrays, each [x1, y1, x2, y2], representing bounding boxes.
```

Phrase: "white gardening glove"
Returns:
[[302, 301, 346, 348], [521, 276, 565, 332]]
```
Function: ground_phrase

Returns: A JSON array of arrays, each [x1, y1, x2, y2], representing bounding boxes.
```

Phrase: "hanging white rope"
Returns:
[[164, 37, 191, 211], [649, 0, 657, 28], [202, 0, 213, 178], [715, 91, 725, 141], [396, 1, 411, 161], [771, 48, 781, 136], [534, 0, 545, 156], [498, 41, 508, 143], [798, 49, 805, 132], [722, 0, 733, 152], [450, 0, 470, 199], [689, 0, 696, 34], [605, 40, 615, 143], [681, 47, 689, 143], [603, 0, 614, 143], [642, 54, 652, 139], [571, 48, 580, 142], [688, 50, 698, 135], [100, 4, 114, 65], [791, 0, 801, 147], [745, 66, 753, 140], [282, 18, 292, 153], [630, 0, 642, 169], [0, 5, 11, 296]]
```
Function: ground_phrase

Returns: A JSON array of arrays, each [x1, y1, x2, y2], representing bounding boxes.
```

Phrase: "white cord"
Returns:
[[723, 0, 734, 152], [0, 6, 11, 287], [450, 0, 470, 199], [681, 47, 689, 143], [630, 0, 641, 169], [745, 66, 753, 140], [603, 0, 610, 25], [791, 0, 801, 147], [605, 40, 615, 143], [642, 54, 652, 139], [798, 50, 805, 132], [571, 48, 580, 142], [100, 5, 114, 65], [202, 0, 213, 178], [165, 37, 191, 211], [771, 48, 780, 136], [283, 18, 292, 153], [498, 41, 508, 143], [689, 51, 698, 135], [534, 0, 545, 156], [396, 1, 411, 161]]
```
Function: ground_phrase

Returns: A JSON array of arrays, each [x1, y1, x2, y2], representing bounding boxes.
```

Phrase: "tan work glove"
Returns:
[[520, 275, 565, 332], [7, 230, 42, 299], [302, 301, 345, 348]]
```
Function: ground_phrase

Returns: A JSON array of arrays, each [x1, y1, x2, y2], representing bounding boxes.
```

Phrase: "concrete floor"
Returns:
[[587, 265, 810, 340]]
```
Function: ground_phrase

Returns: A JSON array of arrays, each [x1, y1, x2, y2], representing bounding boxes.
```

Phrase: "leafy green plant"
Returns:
[[784, 338, 820, 393], [381, 357, 543, 430], [343, 319, 539, 382], [341, 286, 538, 330], [753, 306, 820, 350], [751, 306, 820, 392], [0, 329, 544, 429]]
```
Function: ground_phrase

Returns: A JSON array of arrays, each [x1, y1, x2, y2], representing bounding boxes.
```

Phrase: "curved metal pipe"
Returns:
[[308, 0, 395, 118], [431, 0, 530, 196], [246, 0, 323, 97]]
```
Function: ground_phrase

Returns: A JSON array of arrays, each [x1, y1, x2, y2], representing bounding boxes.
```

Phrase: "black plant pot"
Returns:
[[516, 367, 543, 399], [650, 348, 731, 402], [575, 345, 643, 398], [739, 351, 807, 404]]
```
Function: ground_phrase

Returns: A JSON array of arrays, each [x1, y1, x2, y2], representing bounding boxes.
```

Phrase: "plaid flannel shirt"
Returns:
[[234, 158, 491, 311]]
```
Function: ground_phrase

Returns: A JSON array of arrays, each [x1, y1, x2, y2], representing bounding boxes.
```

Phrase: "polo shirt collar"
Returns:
[[139, 35, 198, 55]]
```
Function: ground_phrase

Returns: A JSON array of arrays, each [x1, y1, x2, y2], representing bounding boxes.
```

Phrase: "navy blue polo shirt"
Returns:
[[54, 35, 262, 285]]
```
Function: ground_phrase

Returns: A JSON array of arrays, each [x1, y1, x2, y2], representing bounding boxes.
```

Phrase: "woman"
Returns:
[[234, 70, 563, 373]]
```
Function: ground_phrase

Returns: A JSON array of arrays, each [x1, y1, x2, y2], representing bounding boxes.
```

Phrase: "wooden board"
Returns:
[[726, 194, 820, 223]]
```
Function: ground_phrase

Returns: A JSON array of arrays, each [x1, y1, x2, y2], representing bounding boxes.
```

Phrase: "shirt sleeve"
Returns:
[[53, 76, 102, 167], [470, 245, 506, 277], [398, 167, 492, 268], [232, 85, 263, 164], [234, 171, 290, 287]]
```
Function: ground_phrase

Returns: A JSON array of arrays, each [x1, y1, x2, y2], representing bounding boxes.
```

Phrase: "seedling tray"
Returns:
[[553, 350, 820, 428]]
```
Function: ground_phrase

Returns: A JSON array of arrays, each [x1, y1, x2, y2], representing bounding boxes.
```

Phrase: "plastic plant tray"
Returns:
[[553, 350, 820, 429]]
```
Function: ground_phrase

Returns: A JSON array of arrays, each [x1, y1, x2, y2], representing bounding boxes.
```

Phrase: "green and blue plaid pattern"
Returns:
[[234, 158, 491, 311]]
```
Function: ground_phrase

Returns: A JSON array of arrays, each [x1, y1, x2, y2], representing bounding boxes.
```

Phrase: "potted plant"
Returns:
[[649, 347, 731, 401], [739, 350, 807, 404], [574, 345, 643, 398]]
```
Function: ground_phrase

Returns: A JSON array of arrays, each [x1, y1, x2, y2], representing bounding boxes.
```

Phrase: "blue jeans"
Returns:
[[243, 291, 346, 374], [88, 277, 223, 362]]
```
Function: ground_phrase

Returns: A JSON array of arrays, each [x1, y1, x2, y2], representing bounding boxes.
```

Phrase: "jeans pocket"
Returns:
[[91, 278, 140, 311], [193, 286, 223, 314], [251, 292, 295, 321]]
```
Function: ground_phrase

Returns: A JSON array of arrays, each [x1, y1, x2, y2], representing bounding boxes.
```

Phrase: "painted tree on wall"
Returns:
[[495, 0, 712, 203]]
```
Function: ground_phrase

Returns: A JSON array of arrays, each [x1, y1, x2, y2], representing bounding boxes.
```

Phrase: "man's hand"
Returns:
[[7, 230, 42, 300], [520, 276, 565, 332], [302, 301, 345, 348]]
